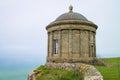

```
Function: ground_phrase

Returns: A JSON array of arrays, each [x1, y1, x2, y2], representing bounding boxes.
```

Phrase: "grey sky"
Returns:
[[0, 0, 120, 64]]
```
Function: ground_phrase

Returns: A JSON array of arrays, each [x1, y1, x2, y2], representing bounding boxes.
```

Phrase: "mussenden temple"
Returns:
[[46, 5, 98, 64], [27, 5, 105, 80]]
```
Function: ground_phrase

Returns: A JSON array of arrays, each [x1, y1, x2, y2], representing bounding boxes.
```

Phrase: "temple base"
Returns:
[[47, 57, 108, 66]]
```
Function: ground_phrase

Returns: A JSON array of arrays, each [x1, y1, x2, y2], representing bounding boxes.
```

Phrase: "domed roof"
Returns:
[[55, 5, 87, 21]]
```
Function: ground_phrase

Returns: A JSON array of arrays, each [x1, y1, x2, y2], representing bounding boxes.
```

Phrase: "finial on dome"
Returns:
[[69, 5, 73, 12]]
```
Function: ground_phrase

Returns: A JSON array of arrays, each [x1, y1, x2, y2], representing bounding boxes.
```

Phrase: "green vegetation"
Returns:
[[33, 57, 120, 80], [95, 57, 120, 80], [34, 65, 83, 80]]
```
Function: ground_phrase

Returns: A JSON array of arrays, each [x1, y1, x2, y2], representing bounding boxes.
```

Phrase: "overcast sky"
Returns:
[[0, 0, 120, 65]]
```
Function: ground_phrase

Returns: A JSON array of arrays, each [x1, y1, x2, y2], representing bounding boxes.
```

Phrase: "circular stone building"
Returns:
[[46, 5, 98, 63]]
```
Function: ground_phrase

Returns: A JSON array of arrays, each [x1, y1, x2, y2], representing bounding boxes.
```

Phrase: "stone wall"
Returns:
[[45, 62, 103, 80], [27, 72, 35, 80], [47, 23, 97, 63], [27, 63, 103, 80]]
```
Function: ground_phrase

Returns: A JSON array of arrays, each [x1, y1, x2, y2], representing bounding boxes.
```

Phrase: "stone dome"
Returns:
[[55, 5, 87, 21], [56, 12, 87, 21]]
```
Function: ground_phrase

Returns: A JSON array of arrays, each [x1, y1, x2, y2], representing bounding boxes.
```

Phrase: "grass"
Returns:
[[34, 57, 120, 80], [95, 57, 120, 80], [34, 65, 83, 80]]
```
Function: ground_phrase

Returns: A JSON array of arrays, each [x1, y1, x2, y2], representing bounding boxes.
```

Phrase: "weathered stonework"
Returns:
[[46, 18, 98, 63], [45, 5, 99, 63], [27, 63, 103, 80], [45, 63, 103, 80]]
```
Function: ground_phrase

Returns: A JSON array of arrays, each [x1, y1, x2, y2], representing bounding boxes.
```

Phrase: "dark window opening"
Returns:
[[54, 39, 59, 54]]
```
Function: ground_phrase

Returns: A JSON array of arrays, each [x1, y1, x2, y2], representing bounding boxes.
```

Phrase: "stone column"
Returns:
[[90, 31, 94, 57], [47, 32, 50, 57], [69, 29, 72, 58], [58, 30, 62, 57], [52, 31, 54, 56], [94, 32, 96, 57], [49, 31, 53, 57], [79, 30, 81, 57], [88, 30, 90, 57], [80, 30, 84, 57]]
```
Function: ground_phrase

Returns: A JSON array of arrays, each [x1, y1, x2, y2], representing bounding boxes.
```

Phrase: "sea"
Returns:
[[0, 52, 119, 80], [0, 58, 45, 80]]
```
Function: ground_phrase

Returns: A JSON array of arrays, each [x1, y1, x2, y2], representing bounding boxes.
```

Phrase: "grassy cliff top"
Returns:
[[33, 57, 120, 80], [95, 57, 120, 80], [34, 65, 83, 80]]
